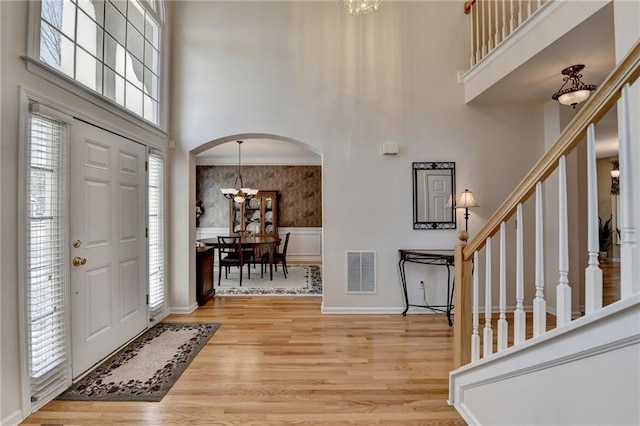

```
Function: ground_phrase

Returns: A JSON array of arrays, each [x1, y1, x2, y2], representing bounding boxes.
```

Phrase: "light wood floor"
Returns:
[[21, 261, 620, 425], [602, 259, 620, 307], [22, 297, 466, 426]]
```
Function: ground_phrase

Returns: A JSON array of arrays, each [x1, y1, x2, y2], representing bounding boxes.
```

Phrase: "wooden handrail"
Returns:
[[463, 40, 640, 261], [464, 0, 476, 15]]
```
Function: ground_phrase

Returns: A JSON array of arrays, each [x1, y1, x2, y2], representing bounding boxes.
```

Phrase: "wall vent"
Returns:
[[346, 251, 376, 293]]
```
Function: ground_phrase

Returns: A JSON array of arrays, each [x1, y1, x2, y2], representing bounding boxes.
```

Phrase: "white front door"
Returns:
[[69, 121, 148, 378], [426, 173, 452, 222]]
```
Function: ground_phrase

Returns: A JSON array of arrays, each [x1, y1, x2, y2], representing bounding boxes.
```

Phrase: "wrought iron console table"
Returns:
[[398, 249, 455, 326]]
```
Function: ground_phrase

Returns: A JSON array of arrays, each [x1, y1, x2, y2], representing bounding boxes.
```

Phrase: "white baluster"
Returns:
[[502, 0, 507, 41], [533, 182, 546, 336], [527, 0, 532, 20], [585, 123, 603, 314], [510, 0, 515, 34], [470, 4, 476, 67], [498, 221, 508, 351], [557, 155, 572, 326], [518, 0, 523, 27], [514, 203, 526, 344], [476, 0, 481, 64], [482, 0, 487, 57], [619, 84, 638, 298], [472, 250, 481, 362], [484, 237, 493, 357], [494, 0, 501, 46], [488, 0, 494, 50]]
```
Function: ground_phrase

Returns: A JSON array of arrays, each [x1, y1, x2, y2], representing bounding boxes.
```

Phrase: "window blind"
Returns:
[[148, 152, 165, 321], [25, 112, 71, 407]]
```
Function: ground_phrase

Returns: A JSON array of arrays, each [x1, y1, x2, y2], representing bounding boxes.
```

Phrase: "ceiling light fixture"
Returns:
[[343, 0, 381, 15], [551, 64, 597, 108], [220, 140, 259, 203]]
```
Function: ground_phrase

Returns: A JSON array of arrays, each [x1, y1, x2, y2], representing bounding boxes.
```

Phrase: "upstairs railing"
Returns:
[[464, 0, 549, 67], [453, 40, 640, 368]]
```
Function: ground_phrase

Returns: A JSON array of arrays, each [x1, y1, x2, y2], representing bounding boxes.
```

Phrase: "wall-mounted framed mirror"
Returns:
[[413, 162, 456, 230]]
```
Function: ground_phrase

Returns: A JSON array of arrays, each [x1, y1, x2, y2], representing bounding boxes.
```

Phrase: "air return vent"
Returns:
[[346, 251, 376, 293]]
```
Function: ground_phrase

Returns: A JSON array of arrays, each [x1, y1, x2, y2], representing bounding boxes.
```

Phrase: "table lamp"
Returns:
[[455, 189, 479, 242]]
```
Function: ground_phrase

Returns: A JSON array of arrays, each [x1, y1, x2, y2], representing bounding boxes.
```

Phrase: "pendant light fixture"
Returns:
[[220, 140, 259, 203], [551, 64, 597, 108], [343, 0, 381, 15]]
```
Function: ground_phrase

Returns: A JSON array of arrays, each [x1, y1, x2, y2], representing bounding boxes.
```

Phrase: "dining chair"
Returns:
[[261, 232, 290, 278], [217, 236, 252, 286]]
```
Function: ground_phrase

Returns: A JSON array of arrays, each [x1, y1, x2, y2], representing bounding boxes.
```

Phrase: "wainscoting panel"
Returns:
[[196, 227, 322, 262]]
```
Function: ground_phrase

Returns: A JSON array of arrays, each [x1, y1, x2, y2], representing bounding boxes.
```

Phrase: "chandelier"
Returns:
[[220, 140, 259, 203], [343, 0, 381, 15], [551, 64, 597, 108]]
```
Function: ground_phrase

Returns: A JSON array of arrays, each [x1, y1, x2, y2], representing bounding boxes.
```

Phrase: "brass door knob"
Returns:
[[72, 256, 87, 267]]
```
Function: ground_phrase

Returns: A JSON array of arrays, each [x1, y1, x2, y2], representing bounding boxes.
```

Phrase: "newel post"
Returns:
[[453, 240, 473, 368]]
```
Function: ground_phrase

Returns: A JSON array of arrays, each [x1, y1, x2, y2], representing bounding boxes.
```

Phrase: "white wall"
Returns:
[[0, 1, 168, 422], [169, 1, 545, 313]]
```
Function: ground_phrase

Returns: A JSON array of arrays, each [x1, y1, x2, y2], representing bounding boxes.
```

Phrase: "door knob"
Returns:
[[72, 256, 87, 267]]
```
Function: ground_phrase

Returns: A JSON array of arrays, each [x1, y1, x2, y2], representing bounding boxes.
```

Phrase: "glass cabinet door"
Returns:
[[232, 201, 242, 233], [264, 196, 274, 235], [246, 197, 261, 234]]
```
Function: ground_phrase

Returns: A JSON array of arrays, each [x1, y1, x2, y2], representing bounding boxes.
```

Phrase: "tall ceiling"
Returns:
[[196, 2, 618, 163]]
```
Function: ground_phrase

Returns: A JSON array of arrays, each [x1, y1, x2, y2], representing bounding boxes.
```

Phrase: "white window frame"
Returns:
[[25, 0, 167, 137]]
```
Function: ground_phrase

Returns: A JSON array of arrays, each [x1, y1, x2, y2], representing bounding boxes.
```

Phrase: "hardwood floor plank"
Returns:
[[21, 297, 465, 426]]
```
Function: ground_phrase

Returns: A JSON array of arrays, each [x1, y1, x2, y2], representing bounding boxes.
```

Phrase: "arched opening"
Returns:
[[191, 134, 323, 300]]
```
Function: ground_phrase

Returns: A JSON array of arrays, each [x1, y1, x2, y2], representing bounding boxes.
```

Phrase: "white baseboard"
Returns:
[[322, 306, 403, 314], [2, 410, 24, 426], [167, 303, 198, 315]]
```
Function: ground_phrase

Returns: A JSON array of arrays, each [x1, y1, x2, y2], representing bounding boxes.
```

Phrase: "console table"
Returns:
[[398, 249, 455, 326]]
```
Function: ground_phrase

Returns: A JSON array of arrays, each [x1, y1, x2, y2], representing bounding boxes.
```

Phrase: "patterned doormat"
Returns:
[[215, 264, 322, 295], [57, 322, 220, 402]]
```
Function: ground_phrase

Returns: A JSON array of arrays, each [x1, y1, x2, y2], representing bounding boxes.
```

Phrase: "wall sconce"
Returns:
[[551, 64, 597, 108], [611, 160, 619, 195]]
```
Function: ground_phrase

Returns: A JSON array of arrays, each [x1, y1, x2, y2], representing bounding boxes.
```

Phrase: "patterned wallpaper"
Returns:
[[196, 165, 322, 228]]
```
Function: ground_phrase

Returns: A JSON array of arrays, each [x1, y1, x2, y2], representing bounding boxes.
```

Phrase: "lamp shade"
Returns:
[[557, 89, 592, 106], [456, 189, 479, 209]]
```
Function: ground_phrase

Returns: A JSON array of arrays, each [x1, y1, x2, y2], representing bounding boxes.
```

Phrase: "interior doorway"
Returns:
[[192, 135, 323, 297]]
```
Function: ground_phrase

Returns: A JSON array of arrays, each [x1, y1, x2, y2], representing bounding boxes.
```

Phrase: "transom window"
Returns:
[[37, 0, 162, 124]]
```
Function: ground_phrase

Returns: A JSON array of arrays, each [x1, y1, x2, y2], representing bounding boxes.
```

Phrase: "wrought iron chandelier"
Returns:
[[220, 140, 259, 203], [551, 64, 597, 108], [343, 0, 381, 15]]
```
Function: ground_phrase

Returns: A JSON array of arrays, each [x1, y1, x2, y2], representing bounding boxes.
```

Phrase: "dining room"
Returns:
[[194, 137, 323, 300]]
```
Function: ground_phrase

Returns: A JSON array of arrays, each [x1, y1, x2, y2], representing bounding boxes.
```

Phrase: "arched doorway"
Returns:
[[192, 134, 323, 299]]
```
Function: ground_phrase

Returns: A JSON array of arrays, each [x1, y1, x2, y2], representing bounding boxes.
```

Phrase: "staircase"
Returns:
[[449, 2, 640, 423]]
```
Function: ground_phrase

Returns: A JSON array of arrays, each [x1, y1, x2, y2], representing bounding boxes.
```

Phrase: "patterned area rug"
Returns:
[[216, 265, 322, 295], [57, 322, 220, 401]]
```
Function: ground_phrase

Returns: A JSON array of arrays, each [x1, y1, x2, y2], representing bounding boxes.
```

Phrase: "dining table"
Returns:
[[198, 234, 281, 281]]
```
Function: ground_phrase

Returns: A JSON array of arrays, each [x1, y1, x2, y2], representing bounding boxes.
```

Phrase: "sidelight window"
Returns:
[[21, 104, 72, 410]]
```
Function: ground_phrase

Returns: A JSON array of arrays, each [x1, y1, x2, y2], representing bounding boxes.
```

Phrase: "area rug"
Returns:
[[57, 322, 220, 402], [216, 264, 322, 295]]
